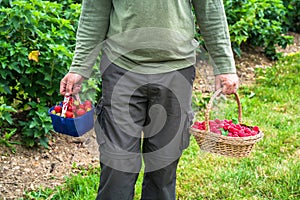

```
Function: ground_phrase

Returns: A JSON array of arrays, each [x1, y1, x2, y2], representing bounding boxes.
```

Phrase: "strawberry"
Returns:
[[223, 124, 230, 131], [224, 119, 232, 124], [238, 132, 247, 137], [210, 128, 220, 134], [244, 128, 251, 134], [228, 127, 237, 133], [69, 96, 74, 105], [65, 111, 74, 118], [67, 105, 73, 112], [79, 104, 85, 109], [72, 105, 77, 112], [84, 100, 92, 107], [235, 124, 242, 130], [214, 119, 223, 124], [214, 129, 221, 134], [54, 105, 62, 113], [76, 108, 86, 117], [192, 122, 205, 130], [251, 131, 257, 136], [209, 120, 217, 127], [252, 126, 260, 133]]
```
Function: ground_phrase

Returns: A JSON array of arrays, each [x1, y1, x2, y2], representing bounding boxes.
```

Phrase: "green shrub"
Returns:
[[223, 0, 293, 59], [283, 0, 300, 32], [194, 0, 295, 59], [0, 0, 82, 147], [0, 103, 18, 152]]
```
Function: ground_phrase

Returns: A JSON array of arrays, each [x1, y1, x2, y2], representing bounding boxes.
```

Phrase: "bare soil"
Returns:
[[0, 130, 99, 200], [0, 32, 299, 200]]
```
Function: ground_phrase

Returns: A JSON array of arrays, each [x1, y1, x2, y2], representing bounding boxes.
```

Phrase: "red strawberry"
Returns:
[[210, 127, 218, 133], [229, 127, 238, 133], [69, 96, 74, 105], [79, 104, 85, 109], [67, 105, 73, 112], [72, 105, 77, 112], [192, 121, 206, 130], [195, 121, 201, 125], [214, 119, 223, 124], [224, 119, 232, 124], [54, 105, 62, 113], [223, 124, 230, 131], [76, 108, 86, 117], [84, 100, 92, 107], [244, 128, 251, 134], [65, 111, 74, 118], [251, 131, 258, 136], [85, 105, 92, 112], [67, 105, 77, 112], [235, 124, 242, 130], [238, 132, 247, 137], [209, 120, 217, 127], [252, 126, 260, 133]]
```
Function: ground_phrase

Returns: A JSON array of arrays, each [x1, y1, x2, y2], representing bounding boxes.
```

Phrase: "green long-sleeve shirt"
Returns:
[[69, 0, 236, 77]]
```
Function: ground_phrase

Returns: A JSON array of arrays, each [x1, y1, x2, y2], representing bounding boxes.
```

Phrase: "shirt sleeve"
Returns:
[[69, 0, 112, 78], [192, 0, 236, 75]]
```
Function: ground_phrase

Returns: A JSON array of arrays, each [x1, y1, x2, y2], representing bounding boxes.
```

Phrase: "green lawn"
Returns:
[[24, 53, 300, 200]]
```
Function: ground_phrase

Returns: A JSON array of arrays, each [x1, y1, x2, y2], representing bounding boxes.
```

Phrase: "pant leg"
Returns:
[[141, 159, 179, 200], [96, 162, 139, 200], [141, 66, 196, 200], [95, 56, 149, 199], [96, 58, 146, 173]]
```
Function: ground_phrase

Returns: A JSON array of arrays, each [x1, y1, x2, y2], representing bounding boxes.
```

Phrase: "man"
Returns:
[[60, 0, 239, 199]]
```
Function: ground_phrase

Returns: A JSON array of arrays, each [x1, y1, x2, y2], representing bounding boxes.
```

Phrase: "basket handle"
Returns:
[[205, 88, 242, 132], [61, 94, 81, 117]]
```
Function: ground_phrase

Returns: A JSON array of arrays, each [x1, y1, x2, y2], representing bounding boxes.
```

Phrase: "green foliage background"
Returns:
[[0, 0, 82, 147], [0, 0, 299, 147], [224, 0, 293, 59]]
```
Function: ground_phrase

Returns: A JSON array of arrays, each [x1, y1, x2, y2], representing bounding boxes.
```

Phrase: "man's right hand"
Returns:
[[60, 72, 85, 96]]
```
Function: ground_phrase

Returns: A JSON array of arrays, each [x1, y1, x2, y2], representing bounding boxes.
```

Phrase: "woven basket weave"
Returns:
[[190, 89, 263, 158]]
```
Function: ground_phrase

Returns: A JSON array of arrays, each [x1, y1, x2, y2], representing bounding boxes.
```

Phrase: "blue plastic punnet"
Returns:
[[48, 105, 94, 137]]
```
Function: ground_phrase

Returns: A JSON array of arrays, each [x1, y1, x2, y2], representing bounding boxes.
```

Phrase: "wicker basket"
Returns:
[[190, 88, 263, 158]]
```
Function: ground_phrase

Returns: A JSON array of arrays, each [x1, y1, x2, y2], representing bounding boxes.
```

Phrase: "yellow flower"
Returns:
[[28, 50, 40, 62]]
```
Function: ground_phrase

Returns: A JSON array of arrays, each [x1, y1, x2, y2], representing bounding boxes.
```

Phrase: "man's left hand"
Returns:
[[215, 73, 239, 95]]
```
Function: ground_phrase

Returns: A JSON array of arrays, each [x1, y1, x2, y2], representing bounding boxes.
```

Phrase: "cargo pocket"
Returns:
[[181, 110, 194, 150], [95, 99, 106, 146]]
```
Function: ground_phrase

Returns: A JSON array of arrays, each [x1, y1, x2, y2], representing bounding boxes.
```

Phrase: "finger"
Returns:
[[66, 80, 74, 95], [215, 76, 222, 91], [73, 83, 82, 94], [222, 82, 233, 95], [228, 83, 235, 94], [233, 84, 239, 93], [60, 77, 67, 95], [222, 84, 228, 95]]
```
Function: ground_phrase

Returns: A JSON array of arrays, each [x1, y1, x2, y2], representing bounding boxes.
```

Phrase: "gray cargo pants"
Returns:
[[95, 55, 195, 200]]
